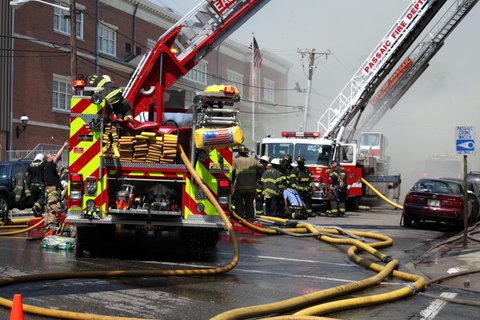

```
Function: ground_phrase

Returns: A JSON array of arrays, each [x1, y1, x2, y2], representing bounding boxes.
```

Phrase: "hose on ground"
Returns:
[[0, 218, 45, 236], [1, 145, 426, 320], [0, 144, 239, 319], [211, 212, 426, 320], [361, 178, 403, 210]]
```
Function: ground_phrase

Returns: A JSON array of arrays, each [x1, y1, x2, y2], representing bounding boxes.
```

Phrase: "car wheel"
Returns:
[[0, 194, 9, 218], [402, 212, 413, 228]]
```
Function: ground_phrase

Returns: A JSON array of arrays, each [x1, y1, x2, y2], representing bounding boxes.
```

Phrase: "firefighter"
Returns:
[[255, 155, 270, 216], [44, 141, 68, 228], [232, 145, 261, 221], [291, 156, 314, 217], [283, 185, 308, 220], [86, 74, 133, 120], [261, 158, 286, 217], [328, 161, 348, 216], [25, 153, 46, 217]]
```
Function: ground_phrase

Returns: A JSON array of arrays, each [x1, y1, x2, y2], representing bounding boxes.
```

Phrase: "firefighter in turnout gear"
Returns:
[[26, 153, 46, 217], [86, 74, 133, 120], [328, 161, 348, 216], [232, 145, 261, 221], [44, 141, 68, 228], [255, 155, 270, 216], [291, 156, 314, 217], [260, 158, 286, 217]]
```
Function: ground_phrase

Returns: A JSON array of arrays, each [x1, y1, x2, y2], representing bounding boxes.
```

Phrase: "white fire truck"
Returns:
[[260, 0, 478, 208]]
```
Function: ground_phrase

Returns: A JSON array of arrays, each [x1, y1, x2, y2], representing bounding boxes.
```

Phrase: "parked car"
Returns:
[[467, 171, 480, 188], [0, 160, 33, 221], [402, 178, 479, 228]]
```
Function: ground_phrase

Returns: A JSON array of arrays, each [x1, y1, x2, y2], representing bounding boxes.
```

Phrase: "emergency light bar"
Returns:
[[73, 79, 86, 91], [281, 131, 321, 138]]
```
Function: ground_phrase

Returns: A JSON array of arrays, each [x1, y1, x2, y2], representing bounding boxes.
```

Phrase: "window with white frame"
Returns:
[[98, 22, 117, 56], [263, 78, 275, 103], [52, 75, 72, 113], [184, 61, 208, 85], [53, 5, 84, 40], [227, 70, 244, 97]]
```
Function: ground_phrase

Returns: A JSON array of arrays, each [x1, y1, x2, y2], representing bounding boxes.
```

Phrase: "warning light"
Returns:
[[73, 79, 85, 91], [218, 179, 230, 188], [224, 85, 237, 96], [281, 131, 321, 138]]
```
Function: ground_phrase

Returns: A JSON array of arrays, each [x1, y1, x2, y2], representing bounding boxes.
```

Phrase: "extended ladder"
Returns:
[[316, 0, 447, 141], [123, 0, 270, 124], [360, 0, 479, 132]]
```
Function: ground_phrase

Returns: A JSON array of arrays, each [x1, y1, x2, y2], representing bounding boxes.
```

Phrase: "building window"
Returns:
[[98, 22, 117, 56], [184, 61, 208, 85], [263, 78, 275, 103], [227, 70, 244, 97], [52, 75, 72, 113], [53, 5, 84, 40]]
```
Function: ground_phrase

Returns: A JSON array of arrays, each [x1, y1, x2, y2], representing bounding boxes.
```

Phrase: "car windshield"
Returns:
[[412, 179, 462, 194], [0, 164, 8, 180], [294, 144, 332, 166]]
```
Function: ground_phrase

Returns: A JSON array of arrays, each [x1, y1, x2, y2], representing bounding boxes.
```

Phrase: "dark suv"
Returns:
[[0, 160, 33, 221]]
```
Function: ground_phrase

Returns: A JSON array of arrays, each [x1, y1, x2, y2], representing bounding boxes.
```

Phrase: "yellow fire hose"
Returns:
[[361, 178, 404, 210], [0, 218, 45, 236], [0, 145, 424, 320]]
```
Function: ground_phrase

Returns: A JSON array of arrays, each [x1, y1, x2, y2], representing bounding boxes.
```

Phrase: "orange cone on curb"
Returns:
[[10, 293, 24, 320]]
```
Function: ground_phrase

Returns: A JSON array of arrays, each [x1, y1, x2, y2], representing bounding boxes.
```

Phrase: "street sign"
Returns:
[[456, 125, 475, 155]]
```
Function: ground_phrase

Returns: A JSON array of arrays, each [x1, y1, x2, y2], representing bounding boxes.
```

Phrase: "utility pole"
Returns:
[[297, 48, 330, 131], [69, 0, 77, 81]]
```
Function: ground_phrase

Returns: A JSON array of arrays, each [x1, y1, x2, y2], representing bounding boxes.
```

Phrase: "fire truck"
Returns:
[[259, 0, 472, 208], [65, 0, 272, 246]]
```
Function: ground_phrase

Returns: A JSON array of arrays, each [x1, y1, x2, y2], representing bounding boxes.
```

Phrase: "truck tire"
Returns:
[[178, 227, 220, 249]]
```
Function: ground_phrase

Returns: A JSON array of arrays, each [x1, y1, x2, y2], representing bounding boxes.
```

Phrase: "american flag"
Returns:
[[203, 128, 234, 146], [251, 36, 263, 68]]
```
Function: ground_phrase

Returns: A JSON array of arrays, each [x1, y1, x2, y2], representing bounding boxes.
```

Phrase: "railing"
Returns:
[[5, 146, 69, 168]]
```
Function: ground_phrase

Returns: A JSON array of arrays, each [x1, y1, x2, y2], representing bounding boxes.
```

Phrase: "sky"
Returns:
[[153, 0, 480, 193]]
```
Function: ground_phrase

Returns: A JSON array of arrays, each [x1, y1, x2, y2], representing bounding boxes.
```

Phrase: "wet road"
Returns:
[[0, 207, 477, 319]]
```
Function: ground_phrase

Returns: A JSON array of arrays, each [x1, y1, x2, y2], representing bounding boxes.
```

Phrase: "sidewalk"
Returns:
[[410, 230, 480, 291]]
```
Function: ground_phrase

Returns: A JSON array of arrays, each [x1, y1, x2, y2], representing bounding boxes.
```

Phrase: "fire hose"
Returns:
[[0, 145, 426, 320], [361, 178, 404, 210]]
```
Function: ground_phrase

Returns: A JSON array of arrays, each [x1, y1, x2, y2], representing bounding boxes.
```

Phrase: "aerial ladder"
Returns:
[[123, 0, 270, 125], [316, 0, 448, 143], [359, 0, 479, 132]]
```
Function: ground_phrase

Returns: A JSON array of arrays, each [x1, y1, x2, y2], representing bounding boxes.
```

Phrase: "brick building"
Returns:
[[0, 0, 291, 159]]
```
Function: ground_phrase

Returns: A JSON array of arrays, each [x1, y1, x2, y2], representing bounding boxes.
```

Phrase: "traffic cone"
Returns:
[[9, 293, 24, 320]]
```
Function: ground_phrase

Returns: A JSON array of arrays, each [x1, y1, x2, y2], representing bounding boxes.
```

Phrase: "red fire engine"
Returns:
[[65, 0, 270, 247]]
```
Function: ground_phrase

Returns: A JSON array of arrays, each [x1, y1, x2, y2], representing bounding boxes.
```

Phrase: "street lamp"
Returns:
[[9, 0, 69, 11]]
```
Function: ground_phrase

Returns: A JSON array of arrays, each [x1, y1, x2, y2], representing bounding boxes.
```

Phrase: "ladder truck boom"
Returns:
[[360, 0, 479, 132], [123, 0, 270, 125], [316, 0, 447, 142]]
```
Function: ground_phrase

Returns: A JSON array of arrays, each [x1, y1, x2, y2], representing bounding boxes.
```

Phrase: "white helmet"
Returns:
[[260, 155, 270, 162], [270, 158, 281, 166]]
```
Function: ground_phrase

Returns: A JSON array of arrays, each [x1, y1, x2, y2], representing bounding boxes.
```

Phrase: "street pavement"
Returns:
[[410, 223, 480, 292]]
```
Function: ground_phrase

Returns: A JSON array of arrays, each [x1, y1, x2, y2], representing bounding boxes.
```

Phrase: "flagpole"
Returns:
[[251, 33, 256, 148]]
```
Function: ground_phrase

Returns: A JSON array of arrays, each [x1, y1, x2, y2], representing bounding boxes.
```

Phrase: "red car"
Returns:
[[402, 178, 479, 228]]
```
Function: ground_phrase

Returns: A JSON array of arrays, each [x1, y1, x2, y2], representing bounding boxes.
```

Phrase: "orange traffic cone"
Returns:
[[9, 293, 24, 320]]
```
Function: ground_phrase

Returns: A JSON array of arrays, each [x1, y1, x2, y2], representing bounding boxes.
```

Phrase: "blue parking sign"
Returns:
[[456, 126, 475, 155]]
